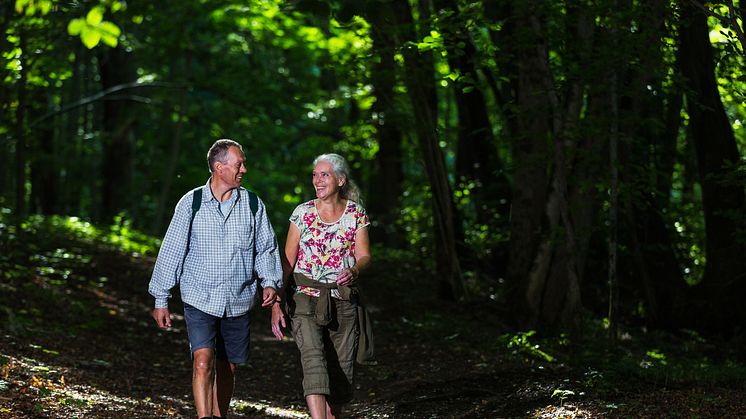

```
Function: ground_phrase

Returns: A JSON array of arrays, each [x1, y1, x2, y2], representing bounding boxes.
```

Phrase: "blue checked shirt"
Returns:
[[148, 180, 283, 317]]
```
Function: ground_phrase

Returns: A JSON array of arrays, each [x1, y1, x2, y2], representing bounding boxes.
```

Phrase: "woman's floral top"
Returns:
[[290, 199, 370, 297]]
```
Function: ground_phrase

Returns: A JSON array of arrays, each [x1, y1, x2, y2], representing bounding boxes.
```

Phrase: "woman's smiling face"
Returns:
[[312, 160, 344, 200]]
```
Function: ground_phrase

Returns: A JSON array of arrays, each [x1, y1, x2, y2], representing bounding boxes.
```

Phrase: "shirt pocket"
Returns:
[[232, 219, 254, 251]]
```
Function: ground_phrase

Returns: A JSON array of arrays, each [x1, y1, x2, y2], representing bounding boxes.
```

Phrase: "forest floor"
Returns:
[[1, 221, 746, 418]]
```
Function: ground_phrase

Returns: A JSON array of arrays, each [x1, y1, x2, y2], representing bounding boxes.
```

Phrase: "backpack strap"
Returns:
[[181, 187, 202, 277], [247, 189, 258, 216], [245, 189, 259, 280], [188, 187, 202, 244]]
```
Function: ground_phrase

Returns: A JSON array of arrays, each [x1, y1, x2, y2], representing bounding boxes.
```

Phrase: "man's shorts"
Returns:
[[183, 303, 250, 365]]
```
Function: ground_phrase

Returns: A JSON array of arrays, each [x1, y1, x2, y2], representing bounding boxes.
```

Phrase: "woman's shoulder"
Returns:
[[292, 200, 315, 214], [345, 199, 366, 213]]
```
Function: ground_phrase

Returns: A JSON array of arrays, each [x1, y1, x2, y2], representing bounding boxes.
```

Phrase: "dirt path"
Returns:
[[2, 237, 746, 418], [0, 237, 577, 418]]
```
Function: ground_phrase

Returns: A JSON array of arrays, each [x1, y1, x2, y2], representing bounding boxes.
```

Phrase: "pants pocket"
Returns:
[[291, 292, 315, 317]]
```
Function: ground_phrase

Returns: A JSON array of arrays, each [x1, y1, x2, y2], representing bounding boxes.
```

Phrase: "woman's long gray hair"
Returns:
[[313, 153, 362, 205]]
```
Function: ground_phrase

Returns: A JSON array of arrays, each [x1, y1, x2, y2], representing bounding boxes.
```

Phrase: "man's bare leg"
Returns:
[[212, 358, 237, 417], [192, 348, 215, 418]]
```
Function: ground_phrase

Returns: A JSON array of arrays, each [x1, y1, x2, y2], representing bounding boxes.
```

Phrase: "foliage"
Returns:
[[499, 331, 557, 363], [1, 0, 745, 336], [17, 212, 160, 257], [67, 5, 122, 49], [1, 215, 746, 417]]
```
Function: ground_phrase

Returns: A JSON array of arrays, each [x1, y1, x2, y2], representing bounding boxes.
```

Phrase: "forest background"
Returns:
[[2, 0, 746, 417]]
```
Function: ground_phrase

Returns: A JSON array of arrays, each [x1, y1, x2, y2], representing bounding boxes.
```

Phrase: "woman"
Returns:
[[271, 153, 371, 419]]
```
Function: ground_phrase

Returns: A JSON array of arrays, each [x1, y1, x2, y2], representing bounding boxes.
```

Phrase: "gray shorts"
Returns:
[[289, 292, 359, 404]]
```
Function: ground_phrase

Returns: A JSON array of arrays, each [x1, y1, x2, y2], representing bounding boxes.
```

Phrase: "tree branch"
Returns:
[[688, 0, 746, 56], [27, 81, 181, 129]]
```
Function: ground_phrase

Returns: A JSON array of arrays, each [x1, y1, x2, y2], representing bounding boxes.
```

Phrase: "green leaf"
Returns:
[[417, 42, 433, 51], [67, 19, 85, 36], [98, 21, 121, 37], [100, 33, 119, 47], [15, 0, 30, 14], [81, 28, 101, 49], [86, 6, 104, 25], [39, 0, 52, 14]]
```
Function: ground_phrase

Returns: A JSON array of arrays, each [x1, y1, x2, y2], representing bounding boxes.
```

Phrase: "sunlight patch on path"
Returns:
[[530, 404, 594, 418], [0, 352, 184, 418], [232, 398, 309, 418]]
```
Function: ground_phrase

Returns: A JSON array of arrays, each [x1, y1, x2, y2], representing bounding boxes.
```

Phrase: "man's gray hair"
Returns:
[[207, 139, 243, 173]]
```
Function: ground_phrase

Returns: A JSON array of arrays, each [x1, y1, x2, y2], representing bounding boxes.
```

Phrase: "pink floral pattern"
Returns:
[[290, 200, 370, 297]]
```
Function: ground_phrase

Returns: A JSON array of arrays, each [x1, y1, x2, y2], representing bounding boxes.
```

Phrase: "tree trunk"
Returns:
[[366, 4, 405, 249], [612, 0, 688, 330], [432, 0, 510, 226], [0, 4, 14, 201], [99, 46, 137, 222], [504, 2, 555, 328], [504, 0, 600, 331], [392, 0, 464, 300], [59, 44, 84, 216], [14, 30, 28, 228], [30, 90, 58, 215], [678, 3, 746, 330]]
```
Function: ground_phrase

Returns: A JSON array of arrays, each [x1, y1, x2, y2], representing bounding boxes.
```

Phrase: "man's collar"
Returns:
[[205, 177, 243, 203]]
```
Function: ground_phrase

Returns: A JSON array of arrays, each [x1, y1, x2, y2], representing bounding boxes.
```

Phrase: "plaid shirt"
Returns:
[[148, 180, 283, 317]]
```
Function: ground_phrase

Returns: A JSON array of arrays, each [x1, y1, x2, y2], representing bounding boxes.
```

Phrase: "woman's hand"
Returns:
[[271, 303, 287, 340], [336, 266, 358, 287]]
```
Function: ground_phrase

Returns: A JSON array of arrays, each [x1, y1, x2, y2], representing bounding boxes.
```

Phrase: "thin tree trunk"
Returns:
[[14, 30, 28, 229], [30, 90, 58, 215], [432, 0, 510, 227], [99, 46, 137, 222], [366, 4, 405, 248], [613, 0, 688, 330], [154, 95, 186, 234], [392, 0, 464, 300], [608, 70, 619, 342], [0, 4, 14, 200], [154, 51, 191, 233], [60, 44, 84, 215]]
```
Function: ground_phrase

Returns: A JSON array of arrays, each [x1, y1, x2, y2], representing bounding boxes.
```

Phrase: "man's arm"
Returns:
[[148, 193, 193, 313], [252, 198, 284, 297]]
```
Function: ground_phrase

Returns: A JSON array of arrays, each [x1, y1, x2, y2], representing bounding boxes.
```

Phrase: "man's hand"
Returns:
[[271, 304, 286, 340], [261, 287, 277, 307], [152, 307, 171, 329]]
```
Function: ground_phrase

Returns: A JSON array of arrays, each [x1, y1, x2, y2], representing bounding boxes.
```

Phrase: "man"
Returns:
[[149, 138, 282, 419]]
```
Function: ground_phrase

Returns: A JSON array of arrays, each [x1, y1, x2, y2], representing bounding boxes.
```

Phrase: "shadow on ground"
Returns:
[[1, 231, 745, 418]]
